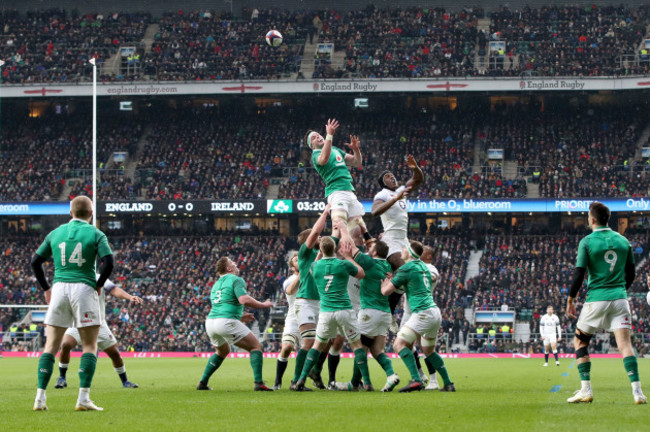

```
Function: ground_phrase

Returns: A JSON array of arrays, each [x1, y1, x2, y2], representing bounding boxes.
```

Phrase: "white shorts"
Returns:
[[401, 296, 413, 327], [282, 317, 300, 345], [45, 282, 102, 328], [65, 323, 117, 351], [316, 310, 360, 342], [205, 318, 251, 347], [577, 299, 632, 335], [542, 335, 558, 345], [327, 191, 365, 218], [382, 230, 409, 258], [403, 307, 442, 340], [347, 277, 361, 316], [358, 309, 392, 337], [294, 298, 320, 326]]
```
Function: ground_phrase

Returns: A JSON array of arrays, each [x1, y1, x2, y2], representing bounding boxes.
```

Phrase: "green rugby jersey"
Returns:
[[207, 274, 247, 320], [297, 243, 320, 300], [311, 146, 354, 197], [355, 252, 391, 313], [391, 260, 436, 313], [576, 227, 634, 302], [310, 257, 358, 312], [36, 219, 112, 288]]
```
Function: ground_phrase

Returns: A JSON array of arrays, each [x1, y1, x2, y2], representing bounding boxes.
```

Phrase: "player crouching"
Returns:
[[197, 257, 274, 392]]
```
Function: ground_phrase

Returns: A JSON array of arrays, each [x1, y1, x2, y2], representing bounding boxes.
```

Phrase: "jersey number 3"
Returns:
[[58, 242, 86, 267]]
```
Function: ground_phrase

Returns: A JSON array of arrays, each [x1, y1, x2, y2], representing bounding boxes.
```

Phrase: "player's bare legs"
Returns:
[[568, 328, 594, 403], [274, 340, 295, 389], [54, 334, 76, 389], [104, 345, 138, 388], [369, 335, 400, 392], [326, 335, 344, 387]]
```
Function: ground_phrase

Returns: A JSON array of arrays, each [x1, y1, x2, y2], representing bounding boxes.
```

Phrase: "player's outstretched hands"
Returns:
[[130, 295, 144, 304], [241, 313, 255, 323], [261, 300, 273, 309], [406, 154, 418, 169], [344, 135, 360, 152], [325, 118, 339, 136]]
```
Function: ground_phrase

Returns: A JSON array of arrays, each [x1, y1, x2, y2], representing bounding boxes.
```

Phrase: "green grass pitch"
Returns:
[[1, 357, 647, 431]]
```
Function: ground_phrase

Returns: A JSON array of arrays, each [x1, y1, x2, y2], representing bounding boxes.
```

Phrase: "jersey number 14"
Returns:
[[58, 242, 86, 267]]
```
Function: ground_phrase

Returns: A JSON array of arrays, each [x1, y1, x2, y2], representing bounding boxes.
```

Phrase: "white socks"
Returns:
[[581, 381, 592, 393], [278, 357, 288, 363], [59, 362, 69, 369], [115, 366, 126, 374], [632, 381, 642, 394], [36, 388, 46, 401], [78, 387, 91, 403], [329, 347, 341, 356]]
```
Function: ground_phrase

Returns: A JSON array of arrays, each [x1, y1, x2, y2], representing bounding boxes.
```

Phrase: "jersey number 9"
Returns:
[[604, 250, 617, 272]]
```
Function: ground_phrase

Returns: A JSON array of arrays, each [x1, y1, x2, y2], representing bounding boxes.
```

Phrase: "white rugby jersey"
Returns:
[[96, 273, 117, 324], [374, 186, 408, 232], [539, 313, 561, 337], [283, 274, 298, 321], [426, 263, 440, 292]]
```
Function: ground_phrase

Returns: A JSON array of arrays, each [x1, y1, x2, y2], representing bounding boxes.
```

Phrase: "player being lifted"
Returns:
[[305, 119, 373, 245], [197, 257, 273, 392], [382, 241, 455, 393], [291, 205, 332, 390], [30, 196, 114, 411], [273, 253, 300, 390], [294, 236, 374, 391], [539, 305, 561, 367], [55, 275, 143, 389], [566, 202, 646, 404]]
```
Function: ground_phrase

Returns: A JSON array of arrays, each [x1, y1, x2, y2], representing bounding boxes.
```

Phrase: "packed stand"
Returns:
[[487, 5, 649, 76], [144, 9, 305, 81], [138, 106, 301, 200], [1, 9, 151, 84], [0, 235, 291, 352], [481, 104, 649, 198], [314, 7, 482, 79]]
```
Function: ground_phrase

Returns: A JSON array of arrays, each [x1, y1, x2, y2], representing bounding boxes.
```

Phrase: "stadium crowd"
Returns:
[[3, 5, 650, 83]]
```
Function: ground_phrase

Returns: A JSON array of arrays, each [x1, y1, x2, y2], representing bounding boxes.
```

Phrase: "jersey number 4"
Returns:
[[58, 242, 86, 267]]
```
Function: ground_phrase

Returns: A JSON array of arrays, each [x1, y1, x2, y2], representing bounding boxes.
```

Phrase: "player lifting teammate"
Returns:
[[31, 196, 114, 411], [382, 241, 455, 393], [294, 236, 373, 391], [197, 257, 273, 392], [56, 275, 143, 389], [566, 202, 646, 404], [273, 253, 300, 390], [539, 305, 561, 367]]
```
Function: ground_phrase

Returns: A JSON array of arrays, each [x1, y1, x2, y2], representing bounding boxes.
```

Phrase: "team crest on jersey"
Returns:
[[399, 201, 406, 209], [335, 153, 343, 162]]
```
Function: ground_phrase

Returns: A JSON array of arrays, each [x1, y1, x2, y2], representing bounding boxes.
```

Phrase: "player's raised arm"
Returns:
[[372, 185, 411, 217], [316, 118, 339, 166], [339, 241, 365, 279], [404, 154, 424, 191], [285, 273, 300, 296], [109, 285, 144, 304], [305, 203, 331, 249], [344, 135, 363, 168]]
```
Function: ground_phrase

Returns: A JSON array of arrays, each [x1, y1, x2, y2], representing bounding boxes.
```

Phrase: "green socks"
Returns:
[[578, 361, 591, 382], [293, 349, 308, 382], [312, 350, 328, 376], [376, 353, 395, 376], [351, 362, 362, 386], [623, 356, 640, 383], [299, 348, 320, 381], [37, 353, 55, 389], [250, 350, 264, 383], [201, 353, 225, 383], [399, 348, 421, 382], [426, 352, 451, 386], [353, 348, 371, 386], [79, 353, 98, 388]]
